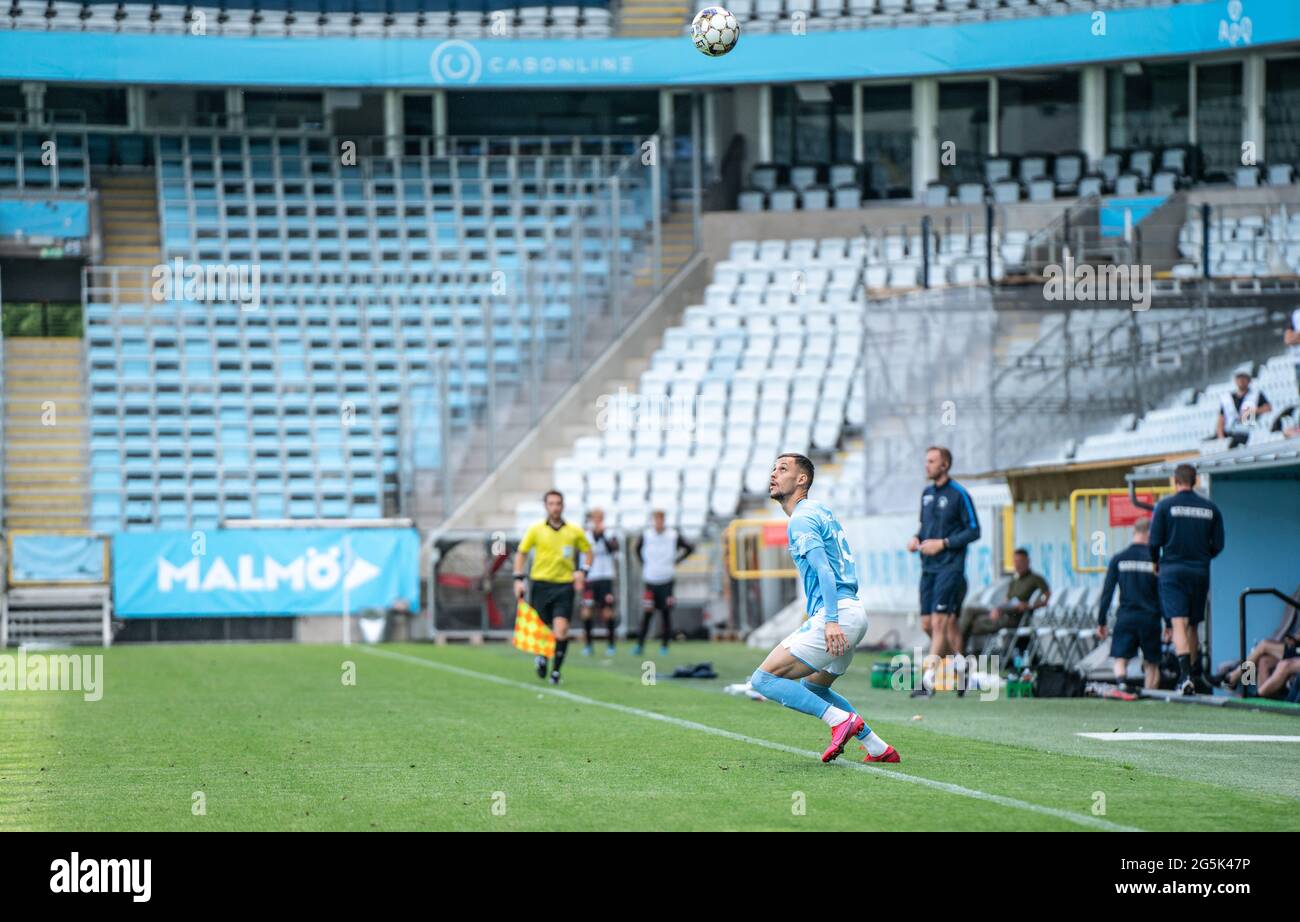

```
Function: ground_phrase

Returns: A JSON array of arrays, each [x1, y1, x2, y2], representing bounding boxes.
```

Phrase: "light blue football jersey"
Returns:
[[787, 499, 859, 618]]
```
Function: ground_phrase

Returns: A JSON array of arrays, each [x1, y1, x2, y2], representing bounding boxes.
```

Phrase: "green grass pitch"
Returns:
[[3, 641, 1297, 831]]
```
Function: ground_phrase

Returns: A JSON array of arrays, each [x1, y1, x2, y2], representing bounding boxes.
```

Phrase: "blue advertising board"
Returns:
[[0, 1, 1294, 89], [112, 528, 420, 617]]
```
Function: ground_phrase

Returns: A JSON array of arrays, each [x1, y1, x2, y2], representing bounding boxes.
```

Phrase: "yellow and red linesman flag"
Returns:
[[512, 599, 555, 657]]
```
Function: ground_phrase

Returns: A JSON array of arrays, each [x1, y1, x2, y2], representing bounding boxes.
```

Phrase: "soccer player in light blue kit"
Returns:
[[750, 453, 900, 764]]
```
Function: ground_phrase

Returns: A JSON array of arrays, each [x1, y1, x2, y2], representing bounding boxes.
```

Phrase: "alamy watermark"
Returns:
[[1043, 254, 1152, 311], [0, 650, 103, 702], [596, 386, 696, 433], [889, 648, 1002, 701], [151, 257, 261, 311]]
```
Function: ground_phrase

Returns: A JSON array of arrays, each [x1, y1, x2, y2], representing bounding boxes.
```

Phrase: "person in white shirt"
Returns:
[[581, 508, 619, 656], [633, 510, 695, 656], [1281, 308, 1300, 439], [1215, 365, 1271, 448]]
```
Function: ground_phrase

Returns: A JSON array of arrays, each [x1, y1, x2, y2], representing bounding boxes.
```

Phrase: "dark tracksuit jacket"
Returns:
[[1098, 543, 1161, 628], [1148, 490, 1225, 573], [916, 479, 981, 573]]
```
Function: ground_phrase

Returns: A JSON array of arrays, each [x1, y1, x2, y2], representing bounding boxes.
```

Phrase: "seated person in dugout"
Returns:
[[958, 548, 1051, 653]]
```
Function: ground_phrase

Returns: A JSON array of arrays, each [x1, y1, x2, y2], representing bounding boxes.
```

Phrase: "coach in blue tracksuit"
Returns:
[[1148, 462, 1225, 695], [1097, 516, 1163, 689], [908, 445, 980, 697]]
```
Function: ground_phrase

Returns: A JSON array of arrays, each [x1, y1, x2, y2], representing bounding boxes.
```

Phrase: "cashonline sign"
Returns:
[[113, 529, 419, 617]]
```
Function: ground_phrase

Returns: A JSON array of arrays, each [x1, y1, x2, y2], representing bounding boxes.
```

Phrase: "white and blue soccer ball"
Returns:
[[691, 7, 740, 57]]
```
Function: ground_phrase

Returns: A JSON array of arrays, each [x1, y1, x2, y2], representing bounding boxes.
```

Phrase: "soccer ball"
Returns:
[[691, 7, 740, 57]]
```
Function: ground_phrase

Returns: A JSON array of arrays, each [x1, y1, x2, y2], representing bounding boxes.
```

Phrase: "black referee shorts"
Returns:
[[529, 580, 576, 626]]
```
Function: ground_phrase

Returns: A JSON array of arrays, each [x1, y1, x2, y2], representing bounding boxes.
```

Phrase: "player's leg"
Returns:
[[752, 612, 859, 730], [1187, 574, 1210, 691], [1258, 656, 1300, 698], [1254, 652, 1281, 694], [913, 574, 937, 697], [752, 644, 831, 716], [1112, 619, 1136, 685], [601, 598, 617, 654], [633, 586, 653, 655], [580, 590, 595, 655], [1160, 572, 1197, 693], [548, 587, 575, 683], [801, 671, 897, 761], [657, 584, 673, 654], [1219, 639, 1283, 688], [529, 583, 554, 679]]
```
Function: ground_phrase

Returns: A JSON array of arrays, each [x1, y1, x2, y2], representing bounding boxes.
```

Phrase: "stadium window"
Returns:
[[938, 80, 990, 186], [1195, 62, 1243, 180], [1106, 62, 1190, 152], [861, 84, 913, 200], [1265, 56, 1300, 170], [243, 92, 326, 132], [144, 89, 227, 129], [998, 72, 1081, 157], [445, 91, 658, 138], [42, 86, 129, 127], [403, 95, 435, 138], [0, 83, 24, 122], [770, 83, 854, 169]]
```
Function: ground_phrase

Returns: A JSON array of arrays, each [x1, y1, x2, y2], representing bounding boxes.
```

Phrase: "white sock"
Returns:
[[922, 667, 936, 689], [862, 731, 890, 757], [820, 705, 851, 728]]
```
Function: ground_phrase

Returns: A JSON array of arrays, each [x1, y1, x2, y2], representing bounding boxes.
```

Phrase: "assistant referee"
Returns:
[[514, 489, 592, 685]]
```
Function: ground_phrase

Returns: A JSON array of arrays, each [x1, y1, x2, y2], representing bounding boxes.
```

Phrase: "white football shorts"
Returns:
[[779, 596, 869, 676]]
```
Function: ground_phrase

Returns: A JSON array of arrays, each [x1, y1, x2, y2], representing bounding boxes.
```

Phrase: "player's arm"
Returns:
[[1148, 505, 1166, 565], [513, 528, 535, 599], [1097, 559, 1118, 635], [573, 532, 592, 591], [1216, 409, 1227, 438], [803, 544, 841, 624], [907, 496, 923, 552], [636, 535, 645, 561], [674, 534, 695, 564], [1210, 507, 1225, 558], [804, 544, 850, 656], [941, 486, 977, 551]]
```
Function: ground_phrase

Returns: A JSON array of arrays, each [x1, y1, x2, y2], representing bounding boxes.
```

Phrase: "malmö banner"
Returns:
[[112, 529, 420, 618]]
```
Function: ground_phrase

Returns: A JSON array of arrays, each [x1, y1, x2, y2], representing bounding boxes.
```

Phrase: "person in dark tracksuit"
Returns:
[[1148, 463, 1225, 695], [908, 446, 981, 697], [1097, 517, 1162, 689]]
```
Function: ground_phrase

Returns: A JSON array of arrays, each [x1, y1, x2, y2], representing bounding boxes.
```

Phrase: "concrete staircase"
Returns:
[[96, 172, 162, 295], [2, 338, 89, 530], [632, 208, 696, 290], [618, 0, 689, 36]]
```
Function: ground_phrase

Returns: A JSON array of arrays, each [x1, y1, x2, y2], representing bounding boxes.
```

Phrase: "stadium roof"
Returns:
[[1128, 439, 1300, 482]]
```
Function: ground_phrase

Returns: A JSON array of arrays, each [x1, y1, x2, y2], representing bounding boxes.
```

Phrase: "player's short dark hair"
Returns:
[[1014, 547, 1030, 558], [1173, 463, 1197, 487], [777, 452, 815, 489], [544, 489, 564, 503], [927, 445, 953, 469]]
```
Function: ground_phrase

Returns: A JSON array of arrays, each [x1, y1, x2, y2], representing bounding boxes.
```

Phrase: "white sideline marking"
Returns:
[[359, 646, 1138, 832], [1078, 732, 1300, 743]]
